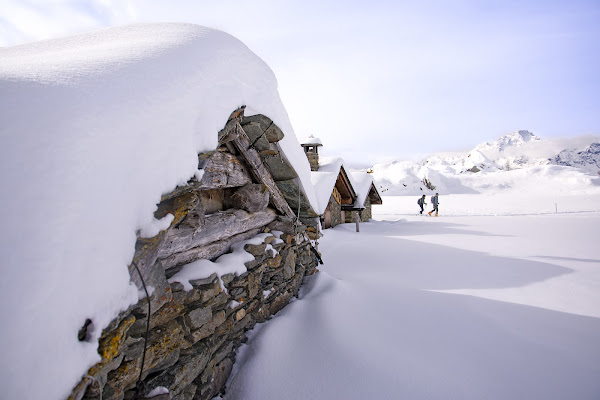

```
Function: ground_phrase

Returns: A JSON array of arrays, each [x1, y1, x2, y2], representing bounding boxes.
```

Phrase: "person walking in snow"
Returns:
[[417, 195, 427, 214], [428, 193, 439, 216]]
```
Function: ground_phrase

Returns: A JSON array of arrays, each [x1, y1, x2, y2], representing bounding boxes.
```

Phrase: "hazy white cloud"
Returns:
[[0, 0, 135, 45]]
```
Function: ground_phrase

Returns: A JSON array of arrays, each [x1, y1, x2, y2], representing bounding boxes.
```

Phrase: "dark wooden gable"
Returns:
[[334, 165, 357, 205], [367, 182, 383, 205]]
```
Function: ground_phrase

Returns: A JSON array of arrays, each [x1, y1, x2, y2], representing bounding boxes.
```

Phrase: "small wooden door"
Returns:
[[324, 208, 331, 228]]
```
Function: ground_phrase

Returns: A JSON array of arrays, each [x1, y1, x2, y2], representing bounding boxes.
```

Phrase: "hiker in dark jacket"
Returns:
[[417, 195, 426, 214], [428, 193, 439, 216]]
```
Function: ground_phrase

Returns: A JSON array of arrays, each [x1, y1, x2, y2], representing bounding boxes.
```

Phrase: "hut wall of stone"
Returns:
[[325, 194, 343, 228], [343, 200, 372, 224], [360, 198, 372, 222], [69, 115, 319, 400]]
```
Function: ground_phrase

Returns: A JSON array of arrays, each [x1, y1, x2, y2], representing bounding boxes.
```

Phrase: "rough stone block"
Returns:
[[282, 251, 296, 280], [268, 290, 293, 316], [144, 320, 187, 376], [239, 121, 264, 143], [234, 308, 246, 321], [206, 358, 233, 399], [171, 383, 197, 400], [122, 336, 145, 362], [229, 287, 248, 302], [145, 349, 180, 377], [199, 342, 234, 385], [199, 280, 222, 303], [190, 311, 226, 343], [185, 306, 212, 330], [261, 153, 298, 181], [129, 301, 185, 337], [241, 114, 272, 131], [189, 273, 218, 288], [264, 124, 284, 143], [220, 273, 235, 286], [144, 344, 209, 399], [89, 315, 135, 377], [247, 270, 262, 299], [202, 291, 228, 309]]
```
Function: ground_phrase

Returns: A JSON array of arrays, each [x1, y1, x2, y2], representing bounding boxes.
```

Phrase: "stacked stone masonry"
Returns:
[[325, 194, 343, 228], [69, 110, 320, 400], [344, 198, 372, 223]]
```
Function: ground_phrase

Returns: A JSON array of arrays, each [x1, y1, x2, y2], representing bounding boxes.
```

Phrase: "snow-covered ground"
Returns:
[[221, 191, 600, 399]]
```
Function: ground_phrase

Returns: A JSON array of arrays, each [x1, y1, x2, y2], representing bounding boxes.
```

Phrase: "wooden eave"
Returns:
[[335, 166, 357, 205], [342, 183, 382, 211], [368, 183, 383, 205]]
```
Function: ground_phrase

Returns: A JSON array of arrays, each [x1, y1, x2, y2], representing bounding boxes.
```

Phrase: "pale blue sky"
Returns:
[[2, 0, 599, 166]]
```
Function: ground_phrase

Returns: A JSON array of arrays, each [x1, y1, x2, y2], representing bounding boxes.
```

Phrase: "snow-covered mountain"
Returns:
[[369, 130, 600, 195], [550, 143, 600, 175]]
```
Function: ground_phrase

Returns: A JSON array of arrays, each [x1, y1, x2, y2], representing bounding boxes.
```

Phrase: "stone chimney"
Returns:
[[300, 135, 322, 171]]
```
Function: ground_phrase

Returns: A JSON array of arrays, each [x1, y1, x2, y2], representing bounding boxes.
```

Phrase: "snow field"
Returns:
[[222, 208, 600, 399]]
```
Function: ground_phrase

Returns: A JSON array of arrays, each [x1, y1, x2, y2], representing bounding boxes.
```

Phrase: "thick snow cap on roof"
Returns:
[[0, 23, 316, 400], [310, 156, 345, 214], [350, 171, 376, 208]]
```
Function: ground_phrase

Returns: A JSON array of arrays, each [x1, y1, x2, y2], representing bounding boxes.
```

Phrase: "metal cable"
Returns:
[[131, 261, 151, 399]]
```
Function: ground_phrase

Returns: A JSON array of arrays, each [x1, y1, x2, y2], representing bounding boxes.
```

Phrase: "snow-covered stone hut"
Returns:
[[0, 23, 321, 400], [301, 137, 382, 229], [347, 171, 383, 222], [308, 155, 357, 229]]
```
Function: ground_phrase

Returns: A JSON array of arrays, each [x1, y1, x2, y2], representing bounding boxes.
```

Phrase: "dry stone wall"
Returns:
[[345, 198, 372, 223], [326, 194, 343, 228], [360, 198, 372, 221], [69, 111, 320, 400]]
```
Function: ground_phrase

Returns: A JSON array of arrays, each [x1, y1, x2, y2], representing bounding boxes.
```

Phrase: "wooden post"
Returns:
[[355, 211, 360, 233]]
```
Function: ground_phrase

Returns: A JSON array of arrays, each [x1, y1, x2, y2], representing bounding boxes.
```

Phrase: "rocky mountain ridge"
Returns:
[[368, 131, 600, 195], [550, 142, 600, 175]]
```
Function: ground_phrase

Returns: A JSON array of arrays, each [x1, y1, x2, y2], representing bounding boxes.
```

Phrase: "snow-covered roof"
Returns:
[[310, 157, 344, 214], [0, 23, 317, 400], [350, 171, 378, 208], [309, 156, 366, 214]]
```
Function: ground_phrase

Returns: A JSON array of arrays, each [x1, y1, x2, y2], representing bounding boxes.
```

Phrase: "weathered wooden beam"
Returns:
[[223, 123, 296, 219], [197, 150, 251, 190], [160, 228, 262, 270], [160, 151, 252, 202], [224, 183, 269, 213], [157, 208, 277, 261]]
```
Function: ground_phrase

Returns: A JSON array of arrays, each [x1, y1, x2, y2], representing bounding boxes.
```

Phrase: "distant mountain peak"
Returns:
[[514, 129, 536, 139], [369, 132, 600, 195], [475, 130, 540, 153]]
